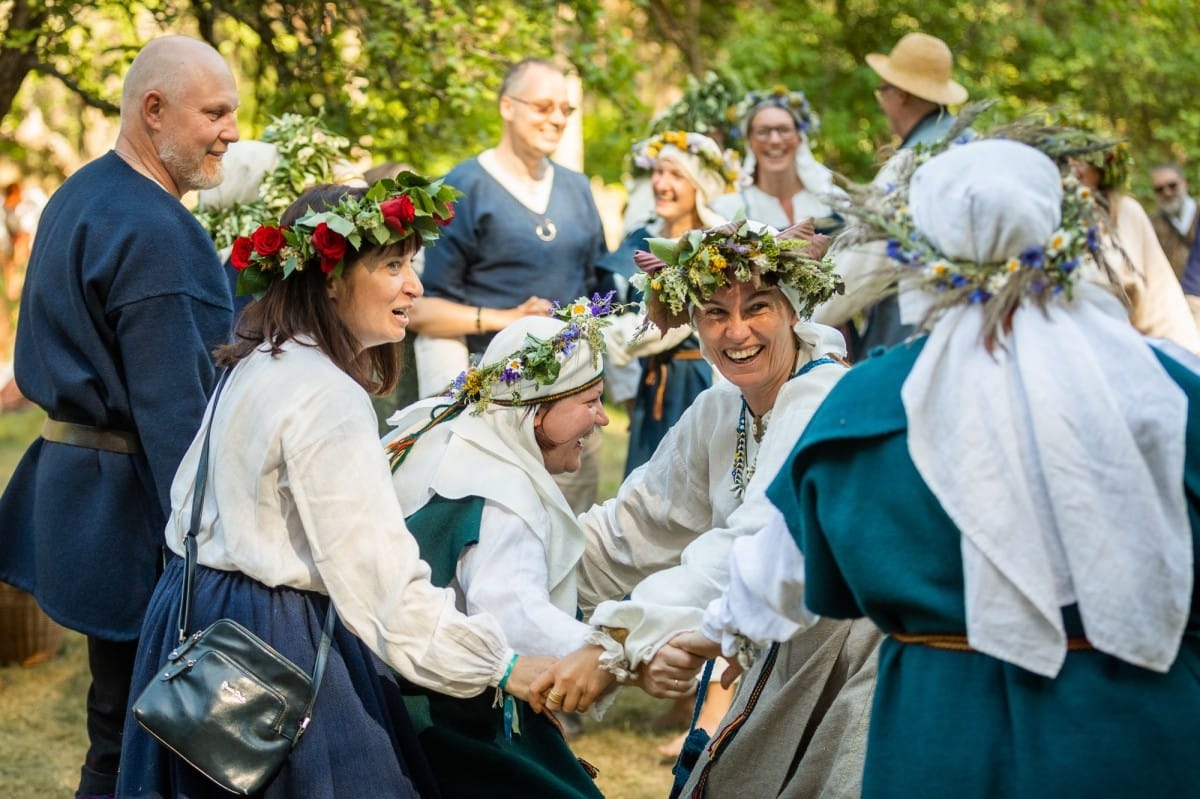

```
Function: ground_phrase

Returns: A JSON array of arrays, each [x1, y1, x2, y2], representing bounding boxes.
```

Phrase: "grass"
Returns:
[[0, 402, 677, 798]]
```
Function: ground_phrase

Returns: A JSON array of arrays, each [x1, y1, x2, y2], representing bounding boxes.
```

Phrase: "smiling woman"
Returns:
[[113, 176, 562, 799]]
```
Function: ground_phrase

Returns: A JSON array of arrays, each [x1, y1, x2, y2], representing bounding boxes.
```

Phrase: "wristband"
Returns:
[[475, 306, 484, 334], [497, 652, 519, 692]]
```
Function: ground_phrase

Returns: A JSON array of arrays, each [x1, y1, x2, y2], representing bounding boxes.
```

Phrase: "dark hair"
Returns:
[[499, 57, 561, 100], [215, 184, 420, 396]]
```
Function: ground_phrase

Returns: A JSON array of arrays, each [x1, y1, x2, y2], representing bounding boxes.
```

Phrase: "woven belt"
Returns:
[[42, 418, 141, 455], [644, 348, 706, 420], [891, 632, 1094, 652]]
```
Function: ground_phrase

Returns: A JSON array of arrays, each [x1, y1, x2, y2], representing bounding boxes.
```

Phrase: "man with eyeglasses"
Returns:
[[1148, 163, 1197, 280], [410, 57, 608, 515]]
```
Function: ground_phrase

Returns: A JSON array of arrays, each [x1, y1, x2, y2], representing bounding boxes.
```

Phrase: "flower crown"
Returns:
[[631, 130, 740, 191], [444, 292, 631, 413], [837, 103, 1115, 343], [229, 172, 460, 297], [631, 219, 844, 332], [646, 70, 746, 154], [194, 113, 352, 251], [728, 86, 820, 140]]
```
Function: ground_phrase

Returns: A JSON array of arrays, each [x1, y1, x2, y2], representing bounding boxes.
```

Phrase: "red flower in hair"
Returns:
[[434, 203, 456, 227], [380, 196, 416, 233], [251, 225, 286, 257], [311, 222, 348, 273], [230, 236, 254, 270]]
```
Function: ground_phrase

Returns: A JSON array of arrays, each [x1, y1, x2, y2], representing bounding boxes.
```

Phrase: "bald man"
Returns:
[[0, 36, 238, 798]]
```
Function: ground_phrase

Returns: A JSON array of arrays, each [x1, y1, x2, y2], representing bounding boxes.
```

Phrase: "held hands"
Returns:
[[634, 639, 707, 699], [529, 644, 614, 714], [501, 655, 557, 703], [668, 630, 744, 689]]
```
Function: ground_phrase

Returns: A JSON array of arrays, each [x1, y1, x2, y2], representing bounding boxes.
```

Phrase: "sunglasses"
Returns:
[[508, 97, 577, 117], [1153, 181, 1180, 195]]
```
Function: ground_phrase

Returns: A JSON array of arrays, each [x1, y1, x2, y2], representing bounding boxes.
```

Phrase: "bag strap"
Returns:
[[296, 607, 338, 742], [174, 370, 337, 708], [686, 658, 716, 733], [177, 368, 232, 643]]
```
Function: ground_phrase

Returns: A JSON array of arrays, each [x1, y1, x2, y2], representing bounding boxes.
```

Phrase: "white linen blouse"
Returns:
[[164, 340, 512, 696], [578, 352, 845, 670]]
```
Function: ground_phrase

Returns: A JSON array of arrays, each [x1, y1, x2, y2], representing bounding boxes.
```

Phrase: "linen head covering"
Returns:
[[736, 88, 836, 197], [632, 131, 733, 228], [385, 315, 605, 603], [866, 32, 968, 106], [899, 139, 1190, 677]]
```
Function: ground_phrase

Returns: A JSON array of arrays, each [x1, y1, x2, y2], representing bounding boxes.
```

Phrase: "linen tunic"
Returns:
[[771, 337, 1200, 798], [421, 157, 606, 354], [0, 152, 232, 638], [709, 184, 837, 231], [167, 341, 511, 692], [579, 350, 845, 669]]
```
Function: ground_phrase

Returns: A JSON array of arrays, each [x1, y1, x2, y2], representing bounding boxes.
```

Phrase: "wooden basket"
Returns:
[[0, 582, 64, 666]]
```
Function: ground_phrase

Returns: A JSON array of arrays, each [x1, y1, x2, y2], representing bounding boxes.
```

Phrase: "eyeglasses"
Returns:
[[508, 97, 577, 117], [750, 125, 799, 141], [1153, 181, 1180, 195]]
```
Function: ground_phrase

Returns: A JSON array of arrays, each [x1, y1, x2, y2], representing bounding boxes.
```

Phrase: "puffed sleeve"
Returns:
[[286, 390, 513, 696], [586, 362, 845, 669], [700, 509, 819, 653], [575, 402, 717, 616]]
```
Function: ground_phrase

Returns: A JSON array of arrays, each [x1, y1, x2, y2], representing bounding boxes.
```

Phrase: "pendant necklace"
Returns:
[[535, 218, 557, 242]]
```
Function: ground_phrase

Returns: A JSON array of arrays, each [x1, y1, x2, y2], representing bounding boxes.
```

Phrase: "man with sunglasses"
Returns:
[[410, 57, 608, 514], [1149, 163, 1197, 280]]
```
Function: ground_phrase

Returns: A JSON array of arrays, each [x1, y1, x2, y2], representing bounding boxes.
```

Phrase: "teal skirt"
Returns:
[[401, 682, 604, 799]]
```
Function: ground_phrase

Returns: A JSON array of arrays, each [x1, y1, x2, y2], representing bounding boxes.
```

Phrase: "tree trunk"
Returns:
[[0, 0, 49, 123]]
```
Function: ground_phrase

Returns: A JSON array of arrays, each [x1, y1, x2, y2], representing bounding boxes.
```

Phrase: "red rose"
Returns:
[[311, 222, 347, 273], [251, 225, 286, 257], [380, 196, 416, 233], [230, 236, 254, 270], [434, 202, 456, 227]]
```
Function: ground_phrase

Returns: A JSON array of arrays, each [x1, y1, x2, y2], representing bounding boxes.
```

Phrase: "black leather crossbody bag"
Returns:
[[132, 370, 337, 795]]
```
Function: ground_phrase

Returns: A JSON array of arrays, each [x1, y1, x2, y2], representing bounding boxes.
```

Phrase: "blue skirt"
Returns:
[[116, 557, 440, 798]]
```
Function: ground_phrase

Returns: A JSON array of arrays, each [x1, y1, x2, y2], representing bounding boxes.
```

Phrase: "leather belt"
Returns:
[[890, 632, 1093, 652], [42, 418, 141, 455]]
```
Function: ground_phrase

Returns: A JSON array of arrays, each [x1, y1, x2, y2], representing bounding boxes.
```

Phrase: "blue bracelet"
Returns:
[[497, 653, 519, 692]]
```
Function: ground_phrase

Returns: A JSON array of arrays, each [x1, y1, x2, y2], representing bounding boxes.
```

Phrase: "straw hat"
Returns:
[[866, 33, 968, 106]]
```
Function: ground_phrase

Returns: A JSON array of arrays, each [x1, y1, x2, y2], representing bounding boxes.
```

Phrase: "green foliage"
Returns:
[[6, 0, 1200, 206]]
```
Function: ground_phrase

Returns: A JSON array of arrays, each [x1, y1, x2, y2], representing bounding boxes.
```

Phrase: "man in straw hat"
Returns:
[[818, 31, 969, 357], [867, 31, 968, 150]]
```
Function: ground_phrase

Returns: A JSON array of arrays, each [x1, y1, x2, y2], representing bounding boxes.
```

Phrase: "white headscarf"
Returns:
[[385, 316, 604, 603], [635, 132, 732, 228], [739, 101, 837, 198], [900, 139, 1191, 677]]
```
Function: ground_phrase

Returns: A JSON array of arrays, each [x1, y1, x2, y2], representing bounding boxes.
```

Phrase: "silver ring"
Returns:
[[675, 679, 682, 690]]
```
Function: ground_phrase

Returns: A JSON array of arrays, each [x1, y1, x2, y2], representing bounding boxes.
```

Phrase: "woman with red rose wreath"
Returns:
[[117, 179, 550, 799]]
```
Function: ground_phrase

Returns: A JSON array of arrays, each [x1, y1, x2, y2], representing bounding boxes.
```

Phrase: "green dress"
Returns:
[[400, 494, 604, 799], [769, 338, 1200, 798]]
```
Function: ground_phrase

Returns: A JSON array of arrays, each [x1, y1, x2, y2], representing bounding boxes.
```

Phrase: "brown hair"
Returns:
[[215, 184, 420, 396]]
